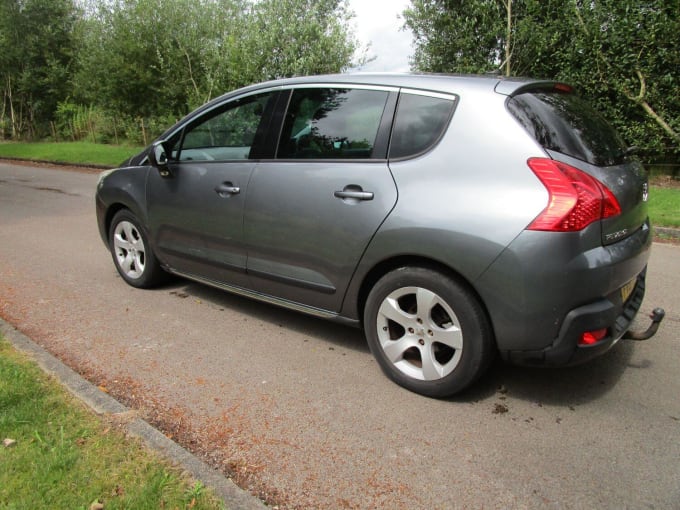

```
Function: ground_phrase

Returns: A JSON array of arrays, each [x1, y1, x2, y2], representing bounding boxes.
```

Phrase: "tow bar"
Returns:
[[623, 308, 666, 341]]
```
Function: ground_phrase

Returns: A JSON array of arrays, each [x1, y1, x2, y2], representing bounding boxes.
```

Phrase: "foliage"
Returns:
[[403, 0, 680, 162], [0, 0, 78, 139], [72, 0, 359, 135], [0, 0, 360, 144], [238, 0, 359, 82]]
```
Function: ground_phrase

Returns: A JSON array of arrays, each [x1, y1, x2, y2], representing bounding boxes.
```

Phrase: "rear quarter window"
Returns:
[[507, 91, 628, 167], [389, 92, 456, 159]]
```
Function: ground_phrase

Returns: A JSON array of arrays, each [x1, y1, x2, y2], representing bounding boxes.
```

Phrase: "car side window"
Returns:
[[278, 88, 389, 159], [174, 92, 273, 162], [389, 92, 456, 159]]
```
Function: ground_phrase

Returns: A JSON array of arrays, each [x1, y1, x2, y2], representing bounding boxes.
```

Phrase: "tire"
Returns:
[[364, 267, 494, 398], [109, 209, 166, 288]]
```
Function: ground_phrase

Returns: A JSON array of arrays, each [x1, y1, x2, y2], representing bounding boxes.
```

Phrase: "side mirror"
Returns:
[[149, 141, 171, 177]]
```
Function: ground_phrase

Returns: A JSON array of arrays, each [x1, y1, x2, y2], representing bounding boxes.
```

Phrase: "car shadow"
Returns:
[[157, 279, 639, 406], [162, 279, 370, 353], [459, 340, 637, 405]]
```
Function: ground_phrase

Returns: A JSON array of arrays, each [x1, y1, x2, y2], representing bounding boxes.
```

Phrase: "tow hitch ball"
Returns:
[[623, 308, 665, 341]]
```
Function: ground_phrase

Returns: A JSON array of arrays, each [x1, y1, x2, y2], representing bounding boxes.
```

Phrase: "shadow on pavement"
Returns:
[[461, 339, 637, 405], [152, 278, 640, 407]]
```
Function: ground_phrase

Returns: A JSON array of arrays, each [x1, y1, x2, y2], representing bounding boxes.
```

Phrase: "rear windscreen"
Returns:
[[507, 91, 628, 167]]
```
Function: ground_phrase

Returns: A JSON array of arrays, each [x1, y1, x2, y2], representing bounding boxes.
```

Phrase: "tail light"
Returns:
[[527, 158, 621, 232]]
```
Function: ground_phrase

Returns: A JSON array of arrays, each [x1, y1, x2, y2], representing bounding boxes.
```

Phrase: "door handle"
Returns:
[[334, 189, 374, 201], [215, 183, 240, 197]]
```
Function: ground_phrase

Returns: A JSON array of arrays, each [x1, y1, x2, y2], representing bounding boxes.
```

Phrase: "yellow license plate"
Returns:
[[620, 278, 637, 303]]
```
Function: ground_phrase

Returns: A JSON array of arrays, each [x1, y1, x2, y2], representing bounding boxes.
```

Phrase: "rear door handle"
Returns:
[[334, 188, 374, 201], [215, 183, 240, 197]]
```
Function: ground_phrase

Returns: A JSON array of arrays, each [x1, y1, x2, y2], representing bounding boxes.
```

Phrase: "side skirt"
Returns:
[[166, 267, 361, 328]]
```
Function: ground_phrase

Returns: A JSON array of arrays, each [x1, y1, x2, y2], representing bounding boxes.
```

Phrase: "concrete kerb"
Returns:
[[0, 318, 267, 510]]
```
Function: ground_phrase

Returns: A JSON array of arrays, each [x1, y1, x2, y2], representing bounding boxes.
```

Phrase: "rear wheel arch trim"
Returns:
[[353, 256, 495, 338]]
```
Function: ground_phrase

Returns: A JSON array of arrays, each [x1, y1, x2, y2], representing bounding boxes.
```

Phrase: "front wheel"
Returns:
[[364, 267, 494, 398], [109, 209, 166, 288]]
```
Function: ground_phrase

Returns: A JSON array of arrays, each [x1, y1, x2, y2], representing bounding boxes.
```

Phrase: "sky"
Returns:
[[347, 0, 414, 72]]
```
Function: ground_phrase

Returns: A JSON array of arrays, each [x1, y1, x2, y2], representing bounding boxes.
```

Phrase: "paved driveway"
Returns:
[[1, 161, 678, 508]]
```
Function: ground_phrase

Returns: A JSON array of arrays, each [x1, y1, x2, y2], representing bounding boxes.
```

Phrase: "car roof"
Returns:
[[227, 72, 555, 98]]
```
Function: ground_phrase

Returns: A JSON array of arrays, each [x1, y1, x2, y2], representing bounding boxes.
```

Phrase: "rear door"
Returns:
[[243, 86, 398, 312]]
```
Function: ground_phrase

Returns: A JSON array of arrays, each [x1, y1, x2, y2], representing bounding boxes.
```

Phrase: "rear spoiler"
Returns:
[[494, 79, 572, 97]]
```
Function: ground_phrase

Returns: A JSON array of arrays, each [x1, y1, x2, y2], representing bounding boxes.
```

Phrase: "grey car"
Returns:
[[96, 73, 663, 397]]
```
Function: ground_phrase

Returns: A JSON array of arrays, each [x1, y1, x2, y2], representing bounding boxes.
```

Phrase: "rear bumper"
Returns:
[[503, 268, 647, 366]]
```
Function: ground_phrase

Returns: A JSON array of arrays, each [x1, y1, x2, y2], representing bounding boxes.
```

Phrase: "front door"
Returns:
[[147, 91, 277, 286]]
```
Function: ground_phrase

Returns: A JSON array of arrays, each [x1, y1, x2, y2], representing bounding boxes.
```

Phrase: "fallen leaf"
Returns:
[[89, 500, 104, 510], [3, 438, 17, 448], [98, 385, 109, 393]]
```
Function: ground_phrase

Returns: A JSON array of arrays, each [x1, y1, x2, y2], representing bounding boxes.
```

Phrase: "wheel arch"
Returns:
[[102, 200, 151, 245], [104, 203, 129, 240], [354, 255, 496, 343]]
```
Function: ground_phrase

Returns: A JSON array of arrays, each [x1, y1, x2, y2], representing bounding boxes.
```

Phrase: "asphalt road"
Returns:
[[1, 161, 678, 509]]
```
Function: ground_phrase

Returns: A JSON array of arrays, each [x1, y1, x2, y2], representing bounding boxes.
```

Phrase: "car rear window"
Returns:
[[507, 91, 628, 167], [389, 92, 455, 159]]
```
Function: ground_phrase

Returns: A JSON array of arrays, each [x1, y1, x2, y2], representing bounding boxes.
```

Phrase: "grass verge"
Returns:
[[0, 336, 224, 509], [0, 142, 143, 168], [648, 186, 680, 228]]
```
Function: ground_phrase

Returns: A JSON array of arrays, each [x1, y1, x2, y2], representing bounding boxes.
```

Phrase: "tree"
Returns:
[[404, 0, 506, 73], [236, 0, 360, 82], [0, 0, 78, 139], [72, 0, 240, 120], [1, 0, 361, 142], [73, 0, 359, 122], [403, 0, 679, 157]]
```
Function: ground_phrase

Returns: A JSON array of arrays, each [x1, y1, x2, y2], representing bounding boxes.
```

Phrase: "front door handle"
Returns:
[[334, 185, 374, 202], [215, 182, 240, 197]]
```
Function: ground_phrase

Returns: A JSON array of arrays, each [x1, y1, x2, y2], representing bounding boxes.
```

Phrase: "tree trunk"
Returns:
[[505, 0, 512, 76]]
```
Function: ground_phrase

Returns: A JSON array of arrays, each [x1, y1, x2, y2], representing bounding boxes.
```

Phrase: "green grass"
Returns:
[[0, 337, 224, 510], [648, 186, 680, 228], [0, 141, 143, 167]]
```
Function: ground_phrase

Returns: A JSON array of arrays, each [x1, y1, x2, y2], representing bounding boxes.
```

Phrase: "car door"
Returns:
[[244, 86, 399, 312], [146, 91, 278, 287]]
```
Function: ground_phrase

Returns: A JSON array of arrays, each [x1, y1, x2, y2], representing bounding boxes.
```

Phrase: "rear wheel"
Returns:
[[364, 267, 494, 397], [109, 209, 166, 288]]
